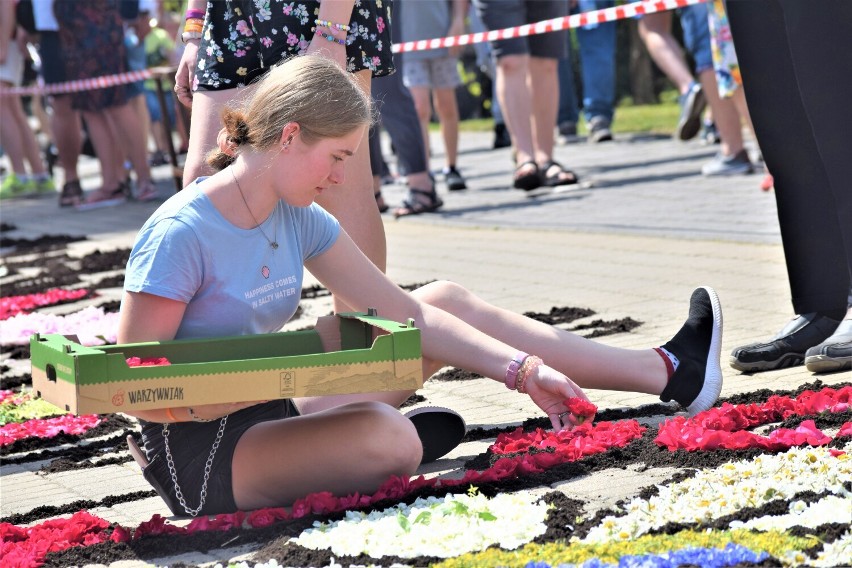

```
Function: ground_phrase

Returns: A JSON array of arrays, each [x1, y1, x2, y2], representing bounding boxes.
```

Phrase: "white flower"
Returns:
[[291, 491, 550, 558], [583, 442, 852, 544]]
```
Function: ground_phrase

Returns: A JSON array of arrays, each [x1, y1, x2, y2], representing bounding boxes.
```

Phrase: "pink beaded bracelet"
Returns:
[[505, 352, 529, 389]]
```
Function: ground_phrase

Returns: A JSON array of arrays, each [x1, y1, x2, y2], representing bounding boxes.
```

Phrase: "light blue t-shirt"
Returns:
[[124, 179, 340, 340]]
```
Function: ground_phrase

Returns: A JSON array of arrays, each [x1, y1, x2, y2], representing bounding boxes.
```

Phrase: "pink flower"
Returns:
[[287, 32, 299, 46], [283, 4, 292, 15], [260, 36, 273, 48], [235, 20, 253, 37], [235, 49, 247, 57], [376, 17, 385, 33]]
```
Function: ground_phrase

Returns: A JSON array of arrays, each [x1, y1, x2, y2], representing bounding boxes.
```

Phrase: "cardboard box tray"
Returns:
[[31, 312, 423, 415]]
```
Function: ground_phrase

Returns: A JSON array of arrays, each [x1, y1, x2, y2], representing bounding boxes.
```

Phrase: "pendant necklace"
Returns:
[[232, 168, 279, 250]]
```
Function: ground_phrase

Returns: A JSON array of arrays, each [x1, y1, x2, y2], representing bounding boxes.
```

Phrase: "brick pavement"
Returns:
[[2, 129, 843, 566]]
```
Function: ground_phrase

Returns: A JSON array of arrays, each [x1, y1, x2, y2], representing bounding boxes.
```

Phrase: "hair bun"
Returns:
[[222, 109, 250, 146]]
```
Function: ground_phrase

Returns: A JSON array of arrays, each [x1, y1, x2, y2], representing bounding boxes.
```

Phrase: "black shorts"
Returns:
[[195, 0, 395, 91], [140, 399, 300, 516], [474, 0, 569, 60], [37, 31, 67, 86]]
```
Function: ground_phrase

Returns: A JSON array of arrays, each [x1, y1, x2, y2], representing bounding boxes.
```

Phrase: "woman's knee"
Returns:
[[344, 401, 422, 472], [411, 280, 471, 312]]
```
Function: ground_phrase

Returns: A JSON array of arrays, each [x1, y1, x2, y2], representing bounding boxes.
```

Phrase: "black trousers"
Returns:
[[727, 0, 852, 317]]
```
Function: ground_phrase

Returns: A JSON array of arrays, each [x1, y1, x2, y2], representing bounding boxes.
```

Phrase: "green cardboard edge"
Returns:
[[30, 312, 421, 386]]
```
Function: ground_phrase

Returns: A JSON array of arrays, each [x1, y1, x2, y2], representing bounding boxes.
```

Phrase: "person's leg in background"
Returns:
[[37, 31, 83, 206], [679, 3, 752, 176], [0, 43, 53, 198], [576, 0, 616, 143], [556, 54, 580, 143], [372, 68, 442, 217], [637, 11, 705, 141], [727, 0, 851, 373]]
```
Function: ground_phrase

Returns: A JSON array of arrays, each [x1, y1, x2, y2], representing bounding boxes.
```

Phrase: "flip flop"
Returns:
[[393, 188, 443, 218], [404, 406, 466, 464]]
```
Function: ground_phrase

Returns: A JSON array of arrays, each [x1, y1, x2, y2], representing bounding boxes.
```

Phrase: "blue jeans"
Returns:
[[678, 3, 713, 74], [557, 0, 617, 125]]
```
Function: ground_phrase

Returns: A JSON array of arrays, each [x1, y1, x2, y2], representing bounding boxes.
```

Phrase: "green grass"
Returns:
[[455, 90, 681, 136]]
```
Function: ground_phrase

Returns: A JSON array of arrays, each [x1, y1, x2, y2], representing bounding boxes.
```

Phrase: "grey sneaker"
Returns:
[[587, 116, 613, 143], [557, 121, 579, 145], [805, 319, 852, 373], [701, 149, 754, 176], [675, 82, 706, 141]]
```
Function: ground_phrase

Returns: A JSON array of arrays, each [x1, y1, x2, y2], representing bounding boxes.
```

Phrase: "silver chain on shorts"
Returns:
[[162, 416, 228, 517]]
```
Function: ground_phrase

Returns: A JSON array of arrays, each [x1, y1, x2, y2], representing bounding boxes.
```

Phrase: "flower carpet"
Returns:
[[1, 231, 851, 568]]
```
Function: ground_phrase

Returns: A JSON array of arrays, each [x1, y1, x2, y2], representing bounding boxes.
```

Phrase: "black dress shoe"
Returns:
[[730, 313, 841, 373]]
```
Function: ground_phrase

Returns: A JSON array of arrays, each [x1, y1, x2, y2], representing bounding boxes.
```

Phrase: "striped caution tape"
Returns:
[[392, 0, 707, 54], [0, 69, 153, 96], [0, 0, 705, 96]]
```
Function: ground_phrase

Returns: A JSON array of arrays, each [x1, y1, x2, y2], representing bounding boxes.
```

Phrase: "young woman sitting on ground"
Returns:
[[118, 55, 724, 517]]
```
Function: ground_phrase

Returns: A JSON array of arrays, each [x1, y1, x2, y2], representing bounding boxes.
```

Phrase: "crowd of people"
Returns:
[[1, 0, 849, 515]]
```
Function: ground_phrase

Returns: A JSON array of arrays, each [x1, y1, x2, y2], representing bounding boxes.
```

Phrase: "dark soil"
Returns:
[[0, 234, 86, 252]]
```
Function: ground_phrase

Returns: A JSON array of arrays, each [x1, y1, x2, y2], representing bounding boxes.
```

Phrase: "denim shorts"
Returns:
[[144, 89, 176, 125], [140, 399, 299, 516], [678, 3, 713, 74], [195, 0, 395, 91], [402, 56, 461, 89], [474, 0, 569, 59]]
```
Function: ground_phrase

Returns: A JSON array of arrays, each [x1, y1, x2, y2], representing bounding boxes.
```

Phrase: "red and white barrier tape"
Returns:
[[0, 69, 153, 96], [1, 0, 705, 96], [392, 0, 707, 53]]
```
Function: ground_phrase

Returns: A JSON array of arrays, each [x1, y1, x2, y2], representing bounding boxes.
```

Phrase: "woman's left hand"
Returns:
[[523, 364, 592, 431]]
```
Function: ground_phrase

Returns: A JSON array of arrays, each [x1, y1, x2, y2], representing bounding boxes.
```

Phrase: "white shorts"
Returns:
[[0, 42, 25, 87], [402, 56, 462, 90]]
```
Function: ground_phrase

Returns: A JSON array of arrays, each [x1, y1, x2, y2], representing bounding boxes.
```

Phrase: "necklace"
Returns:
[[231, 168, 278, 250]]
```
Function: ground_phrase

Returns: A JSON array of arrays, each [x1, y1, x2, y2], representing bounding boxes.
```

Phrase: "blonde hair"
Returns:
[[207, 55, 373, 170]]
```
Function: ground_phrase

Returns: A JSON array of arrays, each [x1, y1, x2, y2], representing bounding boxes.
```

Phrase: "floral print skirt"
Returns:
[[195, 0, 395, 91]]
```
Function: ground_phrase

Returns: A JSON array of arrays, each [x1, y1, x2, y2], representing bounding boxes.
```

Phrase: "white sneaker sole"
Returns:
[[686, 286, 724, 416]]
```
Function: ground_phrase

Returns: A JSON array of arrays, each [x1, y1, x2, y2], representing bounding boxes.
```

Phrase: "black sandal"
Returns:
[[58, 180, 83, 207], [513, 160, 541, 191], [393, 188, 443, 218], [541, 159, 579, 187]]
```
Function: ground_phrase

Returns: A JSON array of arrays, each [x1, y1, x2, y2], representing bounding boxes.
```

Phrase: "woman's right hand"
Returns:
[[523, 364, 591, 432], [174, 38, 200, 108]]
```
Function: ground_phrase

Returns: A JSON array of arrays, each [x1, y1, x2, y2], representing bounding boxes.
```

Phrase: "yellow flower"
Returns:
[[236, 67, 248, 76]]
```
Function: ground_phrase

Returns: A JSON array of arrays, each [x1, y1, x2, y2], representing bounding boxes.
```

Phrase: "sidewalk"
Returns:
[[1, 129, 828, 565]]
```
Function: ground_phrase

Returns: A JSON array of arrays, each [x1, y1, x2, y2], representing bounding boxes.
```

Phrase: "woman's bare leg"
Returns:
[[410, 281, 668, 394], [232, 401, 420, 510], [314, 70, 387, 282], [182, 87, 256, 187]]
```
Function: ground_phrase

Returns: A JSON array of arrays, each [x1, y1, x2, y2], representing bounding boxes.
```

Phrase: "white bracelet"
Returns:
[[181, 31, 203, 43]]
